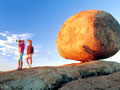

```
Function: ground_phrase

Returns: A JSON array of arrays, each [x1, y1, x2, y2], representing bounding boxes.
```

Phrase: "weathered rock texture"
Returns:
[[0, 61, 120, 90], [60, 72, 120, 90], [56, 10, 120, 61]]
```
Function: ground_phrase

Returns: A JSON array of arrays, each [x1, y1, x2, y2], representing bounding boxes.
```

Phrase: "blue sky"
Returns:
[[0, 0, 120, 71]]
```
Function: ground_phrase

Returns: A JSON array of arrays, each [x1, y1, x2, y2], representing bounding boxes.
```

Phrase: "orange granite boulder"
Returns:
[[56, 10, 120, 61]]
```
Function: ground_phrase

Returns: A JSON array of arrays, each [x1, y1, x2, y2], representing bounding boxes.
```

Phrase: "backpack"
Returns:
[[31, 46, 34, 54]]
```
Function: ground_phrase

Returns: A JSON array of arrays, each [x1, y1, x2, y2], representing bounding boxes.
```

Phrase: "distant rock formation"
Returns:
[[0, 61, 120, 90], [56, 10, 120, 61]]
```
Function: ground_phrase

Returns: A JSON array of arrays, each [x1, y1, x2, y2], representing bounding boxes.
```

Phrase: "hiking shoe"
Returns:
[[16, 68, 20, 70], [26, 65, 30, 68], [29, 64, 31, 68], [20, 68, 22, 70]]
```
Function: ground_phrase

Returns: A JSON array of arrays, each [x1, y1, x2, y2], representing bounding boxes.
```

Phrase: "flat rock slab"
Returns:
[[0, 61, 120, 90], [60, 72, 120, 90]]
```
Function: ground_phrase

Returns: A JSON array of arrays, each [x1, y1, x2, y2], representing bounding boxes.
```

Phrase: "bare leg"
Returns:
[[20, 61, 23, 69], [30, 57, 32, 65], [26, 57, 29, 65], [18, 61, 20, 69]]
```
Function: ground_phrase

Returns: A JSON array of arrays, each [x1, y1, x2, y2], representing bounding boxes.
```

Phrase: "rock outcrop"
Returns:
[[56, 10, 120, 61], [0, 61, 120, 90], [60, 72, 120, 90]]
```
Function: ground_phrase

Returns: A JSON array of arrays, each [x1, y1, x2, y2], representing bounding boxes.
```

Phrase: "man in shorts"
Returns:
[[26, 40, 34, 68], [17, 40, 25, 70]]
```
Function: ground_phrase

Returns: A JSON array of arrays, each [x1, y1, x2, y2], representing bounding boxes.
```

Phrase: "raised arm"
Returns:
[[17, 41, 20, 48]]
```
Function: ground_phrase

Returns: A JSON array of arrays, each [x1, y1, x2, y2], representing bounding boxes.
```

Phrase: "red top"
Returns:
[[19, 42, 25, 53], [27, 44, 32, 55]]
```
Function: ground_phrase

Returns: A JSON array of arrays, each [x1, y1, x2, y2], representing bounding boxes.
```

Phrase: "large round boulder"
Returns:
[[56, 10, 120, 61]]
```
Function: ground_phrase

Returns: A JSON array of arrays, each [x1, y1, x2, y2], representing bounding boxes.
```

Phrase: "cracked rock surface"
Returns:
[[0, 61, 120, 90], [59, 72, 120, 90]]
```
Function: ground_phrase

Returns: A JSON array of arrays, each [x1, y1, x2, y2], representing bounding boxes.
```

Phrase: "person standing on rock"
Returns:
[[17, 40, 25, 70], [26, 40, 34, 68]]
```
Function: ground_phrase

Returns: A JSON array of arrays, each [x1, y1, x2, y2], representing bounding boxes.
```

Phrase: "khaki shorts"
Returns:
[[27, 54, 32, 58], [18, 53, 24, 62]]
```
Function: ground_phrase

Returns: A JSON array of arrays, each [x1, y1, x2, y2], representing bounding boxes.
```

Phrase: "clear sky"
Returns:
[[0, 0, 120, 71]]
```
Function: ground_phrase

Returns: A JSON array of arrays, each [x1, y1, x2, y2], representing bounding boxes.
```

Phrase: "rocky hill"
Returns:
[[0, 61, 120, 90]]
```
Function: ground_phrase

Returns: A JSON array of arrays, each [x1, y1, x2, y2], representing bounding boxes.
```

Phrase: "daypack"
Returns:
[[31, 46, 34, 54]]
